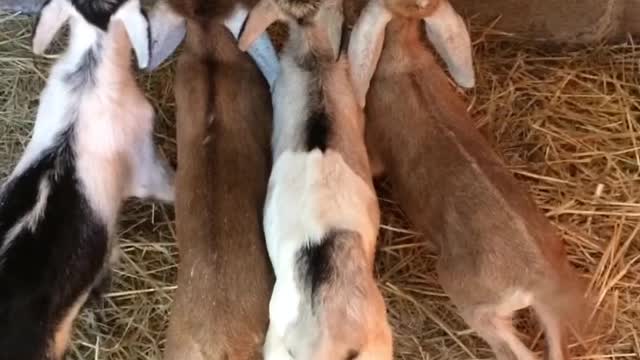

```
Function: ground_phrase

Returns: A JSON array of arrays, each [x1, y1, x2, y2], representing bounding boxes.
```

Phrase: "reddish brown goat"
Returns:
[[148, 1, 277, 359], [348, 1, 590, 359]]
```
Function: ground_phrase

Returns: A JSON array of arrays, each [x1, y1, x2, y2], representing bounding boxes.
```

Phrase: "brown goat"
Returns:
[[148, 1, 277, 359], [348, 1, 590, 359]]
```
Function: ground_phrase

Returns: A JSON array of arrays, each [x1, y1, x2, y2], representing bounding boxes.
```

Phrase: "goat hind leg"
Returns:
[[533, 303, 570, 360], [463, 306, 537, 360]]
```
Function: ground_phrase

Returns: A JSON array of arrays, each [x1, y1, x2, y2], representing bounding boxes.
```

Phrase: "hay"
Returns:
[[1, 11, 639, 360]]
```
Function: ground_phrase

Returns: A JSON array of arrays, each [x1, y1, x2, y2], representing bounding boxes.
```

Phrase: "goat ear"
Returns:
[[224, 5, 250, 39], [128, 135, 175, 202], [348, 0, 392, 108], [114, 0, 150, 69], [238, 0, 284, 51], [33, 0, 71, 55], [147, 0, 186, 70], [423, 1, 475, 88], [313, 1, 344, 60], [225, 5, 280, 90]]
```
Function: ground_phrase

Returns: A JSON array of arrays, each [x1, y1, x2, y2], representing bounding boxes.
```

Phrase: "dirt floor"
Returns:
[[0, 11, 639, 360]]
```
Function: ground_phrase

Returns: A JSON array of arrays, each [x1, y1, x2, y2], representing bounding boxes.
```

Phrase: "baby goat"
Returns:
[[348, 0, 589, 359], [0, 0, 173, 359], [147, 0, 280, 358], [240, 0, 393, 359]]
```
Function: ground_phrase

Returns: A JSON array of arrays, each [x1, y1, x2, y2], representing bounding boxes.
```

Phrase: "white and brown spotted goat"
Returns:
[[239, 0, 392, 359], [348, 1, 590, 359], [0, 0, 173, 359]]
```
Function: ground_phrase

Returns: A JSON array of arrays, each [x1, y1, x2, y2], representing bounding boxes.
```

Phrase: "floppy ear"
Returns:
[[224, 5, 280, 90], [128, 133, 175, 203], [313, 1, 345, 60], [33, 0, 71, 55], [147, 0, 186, 70], [224, 5, 250, 39], [248, 33, 281, 90], [348, 0, 392, 108], [423, 1, 475, 88], [113, 0, 150, 69], [238, 0, 284, 51]]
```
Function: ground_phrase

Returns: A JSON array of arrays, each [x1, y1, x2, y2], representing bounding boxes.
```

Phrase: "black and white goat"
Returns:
[[239, 0, 393, 359], [0, 0, 173, 359]]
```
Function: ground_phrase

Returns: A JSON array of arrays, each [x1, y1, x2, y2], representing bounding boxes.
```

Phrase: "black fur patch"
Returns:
[[87, 268, 111, 308], [0, 129, 109, 360], [71, 0, 127, 30], [297, 230, 339, 300], [65, 48, 101, 91], [338, 24, 351, 59], [305, 110, 330, 152], [346, 349, 360, 360]]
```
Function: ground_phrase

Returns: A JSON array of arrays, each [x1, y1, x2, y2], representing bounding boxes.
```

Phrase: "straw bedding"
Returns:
[[0, 11, 638, 360]]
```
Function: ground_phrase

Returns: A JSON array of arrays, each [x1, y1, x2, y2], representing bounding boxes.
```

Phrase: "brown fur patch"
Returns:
[[52, 291, 89, 360], [163, 21, 274, 360], [168, 0, 259, 21]]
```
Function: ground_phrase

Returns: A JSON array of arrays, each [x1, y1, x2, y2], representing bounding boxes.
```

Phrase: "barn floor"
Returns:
[[1, 11, 639, 360]]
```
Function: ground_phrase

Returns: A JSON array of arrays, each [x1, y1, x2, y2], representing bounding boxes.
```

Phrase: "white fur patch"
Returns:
[[12, 20, 100, 178], [268, 279, 302, 341], [10, 80, 74, 178], [26, 177, 51, 231], [270, 56, 310, 158], [264, 321, 294, 360], [263, 150, 378, 353], [264, 150, 377, 270], [0, 178, 51, 259]]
